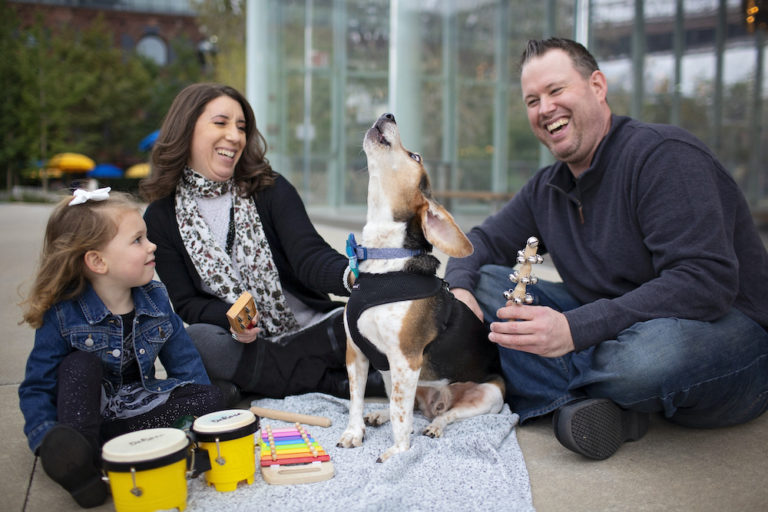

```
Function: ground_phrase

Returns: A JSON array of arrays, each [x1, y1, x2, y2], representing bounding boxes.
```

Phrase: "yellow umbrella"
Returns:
[[47, 152, 96, 173], [125, 162, 151, 179]]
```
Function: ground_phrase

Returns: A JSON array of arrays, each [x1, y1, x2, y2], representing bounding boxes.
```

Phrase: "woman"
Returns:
[[141, 83, 382, 406]]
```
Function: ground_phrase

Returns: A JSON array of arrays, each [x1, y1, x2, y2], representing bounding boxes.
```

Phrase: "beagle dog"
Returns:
[[337, 113, 505, 462]]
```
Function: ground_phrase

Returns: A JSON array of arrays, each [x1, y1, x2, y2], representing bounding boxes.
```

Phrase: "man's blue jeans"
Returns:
[[475, 264, 768, 427]]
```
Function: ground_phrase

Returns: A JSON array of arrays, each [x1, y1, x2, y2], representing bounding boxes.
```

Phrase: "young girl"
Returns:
[[18, 188, 224, 508]]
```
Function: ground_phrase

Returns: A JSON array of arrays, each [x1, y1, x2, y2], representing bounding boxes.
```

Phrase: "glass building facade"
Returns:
[[246, 0, 766, 221]]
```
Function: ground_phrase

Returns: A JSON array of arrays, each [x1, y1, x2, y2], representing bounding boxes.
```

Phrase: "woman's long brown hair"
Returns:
[[139, 83, 276, 203]]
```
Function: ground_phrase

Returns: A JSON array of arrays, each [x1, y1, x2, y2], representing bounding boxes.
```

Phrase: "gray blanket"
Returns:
[[186, 393, 534, 511]]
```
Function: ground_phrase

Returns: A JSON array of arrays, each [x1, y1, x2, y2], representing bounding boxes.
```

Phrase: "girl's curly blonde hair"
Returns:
[[20, 191, 141, 328]]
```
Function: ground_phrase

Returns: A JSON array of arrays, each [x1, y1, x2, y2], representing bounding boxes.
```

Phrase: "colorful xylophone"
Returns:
[[258, 423, 334, 485]]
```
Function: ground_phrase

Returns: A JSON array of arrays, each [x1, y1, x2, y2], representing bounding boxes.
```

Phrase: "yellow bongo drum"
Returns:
[[102, 428, 190, 512], [192, 409, 259, 492]]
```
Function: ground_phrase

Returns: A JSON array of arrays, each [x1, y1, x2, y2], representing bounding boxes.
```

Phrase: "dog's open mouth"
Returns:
[[375, 124, 391, 147]]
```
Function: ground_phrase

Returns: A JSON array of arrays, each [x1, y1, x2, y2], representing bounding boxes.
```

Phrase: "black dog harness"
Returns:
[[346, 272, 453, 371]]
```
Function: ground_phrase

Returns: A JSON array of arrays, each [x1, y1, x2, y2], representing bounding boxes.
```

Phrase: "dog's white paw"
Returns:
[[423, 423, 444, 438], [364, 409, 390, 427], [376, 444, 407, 463], [337, 426, 365, 448]]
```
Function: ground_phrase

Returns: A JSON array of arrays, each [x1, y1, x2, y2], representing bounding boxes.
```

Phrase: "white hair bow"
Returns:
[[68, 187, 112, 206]]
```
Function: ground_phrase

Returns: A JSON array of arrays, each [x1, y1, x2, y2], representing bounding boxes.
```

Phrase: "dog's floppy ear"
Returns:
[[421, 199, 473, 258]]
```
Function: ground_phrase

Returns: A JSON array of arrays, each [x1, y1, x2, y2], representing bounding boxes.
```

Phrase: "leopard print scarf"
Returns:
[[175, 167, 298, 336]]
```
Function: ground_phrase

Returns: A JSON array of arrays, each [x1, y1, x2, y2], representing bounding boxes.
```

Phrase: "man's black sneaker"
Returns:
[[553, 398, 649, 460]]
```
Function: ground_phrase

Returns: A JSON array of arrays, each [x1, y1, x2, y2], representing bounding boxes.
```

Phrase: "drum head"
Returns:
[[193, 409, 256, 434], [102, 427, 188, 464], [192, 409, 258, 442]]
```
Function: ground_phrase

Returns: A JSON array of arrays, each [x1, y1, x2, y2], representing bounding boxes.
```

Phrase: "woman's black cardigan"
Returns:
[[144, 174, 349, 330]]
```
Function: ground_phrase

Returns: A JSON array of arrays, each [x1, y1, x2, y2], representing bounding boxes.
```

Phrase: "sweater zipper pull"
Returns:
[[578, 203, 585, 224]]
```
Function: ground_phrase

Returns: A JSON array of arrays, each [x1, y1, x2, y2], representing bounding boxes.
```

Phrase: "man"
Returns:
[[446, 38, 768, 460]]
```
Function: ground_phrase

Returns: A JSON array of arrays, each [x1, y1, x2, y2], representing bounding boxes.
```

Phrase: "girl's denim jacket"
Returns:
[[18, 280, 210, 453]]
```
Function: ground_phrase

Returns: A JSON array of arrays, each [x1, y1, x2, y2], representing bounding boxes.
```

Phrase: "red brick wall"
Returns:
[[9, 2, 204, 54]]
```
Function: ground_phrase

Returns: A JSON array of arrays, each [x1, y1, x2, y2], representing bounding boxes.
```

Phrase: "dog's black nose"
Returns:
[[380, 113, 396, 124]]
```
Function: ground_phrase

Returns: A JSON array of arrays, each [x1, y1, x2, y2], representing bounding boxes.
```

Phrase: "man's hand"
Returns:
[[489, 303, 574, 357], [450, 288, 484, 322]]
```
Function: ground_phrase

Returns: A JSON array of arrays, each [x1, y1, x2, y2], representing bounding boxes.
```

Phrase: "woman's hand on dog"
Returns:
[[490, 304, 575, 357]]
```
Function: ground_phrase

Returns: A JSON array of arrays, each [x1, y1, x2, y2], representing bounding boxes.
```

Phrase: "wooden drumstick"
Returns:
[[249, 406, 332, 427]]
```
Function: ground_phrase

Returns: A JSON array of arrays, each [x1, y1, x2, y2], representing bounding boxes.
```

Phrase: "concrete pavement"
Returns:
[[2, 201, 767, 512]]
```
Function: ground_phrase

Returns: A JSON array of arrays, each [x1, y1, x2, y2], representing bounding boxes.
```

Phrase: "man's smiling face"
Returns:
[[521, 48, 611, 177]]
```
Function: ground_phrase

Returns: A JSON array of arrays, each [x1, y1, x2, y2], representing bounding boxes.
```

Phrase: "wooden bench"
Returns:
[[432, 190, 515, 211]]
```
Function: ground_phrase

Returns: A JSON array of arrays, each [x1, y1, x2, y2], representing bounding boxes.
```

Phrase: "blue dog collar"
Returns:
[[346, 233, 424, 278]]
